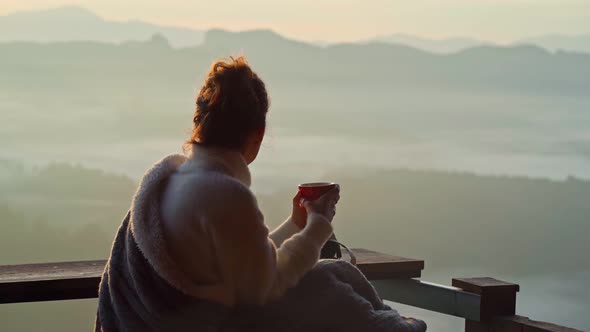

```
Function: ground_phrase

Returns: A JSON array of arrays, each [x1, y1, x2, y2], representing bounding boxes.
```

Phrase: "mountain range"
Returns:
[[1, 7, 589, 178], [1, 27, 588, 103], [0, 6, 204, 47], [1, 25, 589, 162], [2, 6, 590, 54]]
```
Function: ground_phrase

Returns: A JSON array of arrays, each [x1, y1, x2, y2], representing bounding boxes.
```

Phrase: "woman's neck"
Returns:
[[185, 144, 251, 187]]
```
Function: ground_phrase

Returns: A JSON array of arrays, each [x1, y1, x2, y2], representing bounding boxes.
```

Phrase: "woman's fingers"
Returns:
[[300, 185, 341, 223], [317, 187, 340, 206], [301, 199, 312, 210], [292, 191, 302, 205]]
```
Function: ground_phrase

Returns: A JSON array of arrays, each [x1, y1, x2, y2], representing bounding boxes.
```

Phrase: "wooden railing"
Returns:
[[0, 249, 582, 332]]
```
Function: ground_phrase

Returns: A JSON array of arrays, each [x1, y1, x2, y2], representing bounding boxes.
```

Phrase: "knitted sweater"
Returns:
[[158, 145, 334, 306]]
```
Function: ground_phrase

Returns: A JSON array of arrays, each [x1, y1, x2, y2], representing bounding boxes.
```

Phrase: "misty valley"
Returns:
[[1, 29, 589, 331]]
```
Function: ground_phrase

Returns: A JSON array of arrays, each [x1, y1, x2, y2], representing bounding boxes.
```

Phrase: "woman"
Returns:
[[96, 56, 426, 332], [159, 56, 340, 306], [96, 56, 338, 328]]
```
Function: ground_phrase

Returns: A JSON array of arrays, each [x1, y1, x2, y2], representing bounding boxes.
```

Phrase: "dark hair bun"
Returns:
[[190, 56, 269, 150]]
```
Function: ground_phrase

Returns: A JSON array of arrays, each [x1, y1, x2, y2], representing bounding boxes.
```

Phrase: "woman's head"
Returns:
[[188, 56, 269, 163]]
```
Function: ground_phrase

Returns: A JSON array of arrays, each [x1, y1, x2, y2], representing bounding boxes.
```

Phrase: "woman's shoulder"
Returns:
[[174, 167, 251, 195], [163, 167, 257, 216]]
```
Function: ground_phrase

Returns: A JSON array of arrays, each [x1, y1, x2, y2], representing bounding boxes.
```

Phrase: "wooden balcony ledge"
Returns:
[[0, 249, 581, 332], [0, 248, 423, 304]]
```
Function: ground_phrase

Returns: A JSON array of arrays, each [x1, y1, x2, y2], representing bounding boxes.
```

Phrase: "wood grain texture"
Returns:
[[465, 316, 583, 332], [349, 248, 424, 280], [0, 260, 104, 303], [0, 249, 424, 303], [453, 277, 520, 294]]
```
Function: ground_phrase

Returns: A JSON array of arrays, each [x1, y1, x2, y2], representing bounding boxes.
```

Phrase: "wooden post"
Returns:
[[452, 277, 519, 331]]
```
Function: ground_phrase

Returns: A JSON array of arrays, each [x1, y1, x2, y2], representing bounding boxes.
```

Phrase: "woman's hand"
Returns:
[[290, 191, 308, 229], [301, 185, 340, 223]]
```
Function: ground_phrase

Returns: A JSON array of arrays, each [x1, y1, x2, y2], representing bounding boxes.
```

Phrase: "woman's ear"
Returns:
[[255, 127, 265, 144], [242, 128, 266, 164]]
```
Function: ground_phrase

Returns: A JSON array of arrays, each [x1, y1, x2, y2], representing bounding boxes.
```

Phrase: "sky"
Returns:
[[1, 0, 589, 43]]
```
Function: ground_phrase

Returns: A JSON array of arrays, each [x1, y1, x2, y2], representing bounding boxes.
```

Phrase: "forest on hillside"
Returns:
[[2, 160, 588, 273]]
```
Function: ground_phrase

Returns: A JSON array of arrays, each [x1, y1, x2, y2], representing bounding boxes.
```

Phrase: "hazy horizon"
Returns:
[[1, 1, 590, 44]]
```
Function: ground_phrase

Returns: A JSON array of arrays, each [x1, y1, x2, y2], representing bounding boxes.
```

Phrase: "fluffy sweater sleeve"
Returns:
[[269, 217, 301, 248], [209, 180, 334, 305]]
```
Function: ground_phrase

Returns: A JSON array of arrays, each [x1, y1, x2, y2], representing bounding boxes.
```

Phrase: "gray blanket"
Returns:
[[96, 213, 426, 332], [95, 155, 427, 331]]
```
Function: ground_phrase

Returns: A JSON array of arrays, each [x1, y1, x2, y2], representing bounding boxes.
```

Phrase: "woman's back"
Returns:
[[160, 146, 258, 305]]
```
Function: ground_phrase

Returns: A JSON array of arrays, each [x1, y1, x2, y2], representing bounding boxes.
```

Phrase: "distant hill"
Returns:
[[369, 34, 487, 54], [519, 34, 590, 54], [261, 167, 590, 275], [371, 33, 590, 55], [2, 158, 588, 275], [0, 5, 204, 47]]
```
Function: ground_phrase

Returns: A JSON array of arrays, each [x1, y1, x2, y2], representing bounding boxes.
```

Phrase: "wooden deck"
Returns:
[[0, 249, 423, 304]]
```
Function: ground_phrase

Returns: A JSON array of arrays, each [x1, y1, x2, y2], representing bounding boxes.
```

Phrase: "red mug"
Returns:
[[298, 182, 337, 202]]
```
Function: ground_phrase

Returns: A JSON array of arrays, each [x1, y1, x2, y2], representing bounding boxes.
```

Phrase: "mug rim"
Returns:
[[298, 182, 336, 188]]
